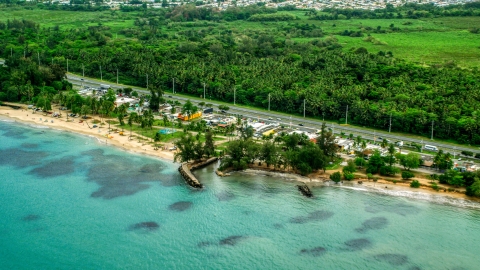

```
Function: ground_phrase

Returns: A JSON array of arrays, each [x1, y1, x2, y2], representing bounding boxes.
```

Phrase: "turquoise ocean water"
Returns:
[[1, 119, 480, 270]]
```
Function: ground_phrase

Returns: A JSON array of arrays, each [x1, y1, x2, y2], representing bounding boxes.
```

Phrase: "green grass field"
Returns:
[[2, 8, 479, 67]]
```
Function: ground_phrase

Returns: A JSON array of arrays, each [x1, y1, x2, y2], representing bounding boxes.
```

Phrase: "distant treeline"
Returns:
[[309, 2, 480, 20]]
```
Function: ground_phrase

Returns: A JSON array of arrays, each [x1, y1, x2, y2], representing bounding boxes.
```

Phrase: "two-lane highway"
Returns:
[[66, 73, 479, 155]]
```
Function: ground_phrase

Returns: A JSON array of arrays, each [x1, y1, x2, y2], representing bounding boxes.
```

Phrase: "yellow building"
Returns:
[[262, 129, 276, 137], [177, 111, 202, 121]]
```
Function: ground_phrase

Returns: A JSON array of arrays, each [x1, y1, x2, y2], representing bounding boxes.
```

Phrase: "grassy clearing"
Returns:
[[4, 7, 479, 67]]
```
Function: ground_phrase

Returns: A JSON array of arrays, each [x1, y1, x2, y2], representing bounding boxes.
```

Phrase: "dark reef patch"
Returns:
[[22, 214, 41, 221], [0, 148, 49, 168], [344, 238, 372, 251], [139, 163, 164, 174], [29, 156, 75, 178], [273, 223, 284, 229], [21, 143, 39, 149], [219, 235, 247, 246], [81, 149, 178, 199], [355, 217, 388, 233], [168, 201, 193, 212], [374, 253, 408, 266], [289, 210, 334, 224], [300, 247, 326, 257], [215, 191, 235, 202], [128, 221, 159, 232], [3, 129, 28, 139]]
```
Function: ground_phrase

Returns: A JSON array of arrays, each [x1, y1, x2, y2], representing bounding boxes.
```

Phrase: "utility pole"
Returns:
[[431, 120, 434, 140], [173, 78, 175, 94], [389, 113, 392, 133], [203, 83, 206, 100], [303, 99, 306, 118], [100, 65, 102, 81], [117, 69, 119, 85], [345, 105, 348, 124], [268, 93, 271, 111]]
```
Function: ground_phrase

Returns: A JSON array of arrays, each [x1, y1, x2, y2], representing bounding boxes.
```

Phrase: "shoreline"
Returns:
[[2, 104, 480, 206], [0, 105, 175, 162], [230, 167, 480, 206]]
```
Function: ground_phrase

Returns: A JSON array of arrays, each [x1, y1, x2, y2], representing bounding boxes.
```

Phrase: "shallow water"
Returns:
[[1, 120, 480, 269]]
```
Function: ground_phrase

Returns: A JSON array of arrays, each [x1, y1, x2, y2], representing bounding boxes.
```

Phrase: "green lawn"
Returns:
[[4, 7, 479, 67]]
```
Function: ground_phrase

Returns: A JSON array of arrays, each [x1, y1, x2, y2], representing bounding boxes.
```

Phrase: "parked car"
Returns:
[[298, 123, 304, 126], [92, 125, 98, 128], [169, 146, 177, 151]]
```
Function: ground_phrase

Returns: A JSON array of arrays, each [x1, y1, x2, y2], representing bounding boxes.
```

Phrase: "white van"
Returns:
[[424, 145, 438, 151]]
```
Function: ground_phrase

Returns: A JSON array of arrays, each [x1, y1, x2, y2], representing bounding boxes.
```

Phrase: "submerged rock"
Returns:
[[128, 221, 159, 231], [22, 214, 41, 221], [168, 201, 193, 212], [289, 210, 334, 224], [300, 246, 326, 257], [344, 238, 372, 251], [219, 235, 247, 246], [374, 253, 408, 266], [355, 217, 388, 233], [297, 184, 313, 197]]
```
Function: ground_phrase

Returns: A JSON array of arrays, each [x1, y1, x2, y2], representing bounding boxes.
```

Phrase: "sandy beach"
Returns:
[[0, 104, 175, 162], [2, 102, 479, 204]]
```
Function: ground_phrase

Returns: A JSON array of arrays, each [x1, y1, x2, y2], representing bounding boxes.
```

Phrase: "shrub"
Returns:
[[344, 173, 355, 181], [380, 166, 399, 176], [461, 150, 473, 157], [366, 166, 377, 174], [401, 171, 415, 180], [354, 157, 366, 167], [330, 172, 341, 183], [431, 182, 440, 191], [367, 173, 373, 180], [410, 180, 421, 188], [343, 160, 357, 174]]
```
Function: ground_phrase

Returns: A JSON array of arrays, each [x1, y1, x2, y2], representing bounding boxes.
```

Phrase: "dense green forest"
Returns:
[[1, 3, 480, 145]]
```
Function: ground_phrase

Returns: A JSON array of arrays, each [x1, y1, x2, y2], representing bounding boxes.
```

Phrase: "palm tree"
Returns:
[[381, 138, 389, 149], [128, 112, 138, 140], [361, 140, 367, 158], [162, 114, 169, 127]]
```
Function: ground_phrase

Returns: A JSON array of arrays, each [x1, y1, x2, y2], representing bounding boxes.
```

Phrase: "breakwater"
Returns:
[[178, 157, 218, 188]]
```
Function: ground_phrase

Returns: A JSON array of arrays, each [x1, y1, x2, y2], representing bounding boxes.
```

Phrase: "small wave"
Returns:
[[0, 118, 15, 123], [335, 184, 480, 210], [28, 124, 50, 129]]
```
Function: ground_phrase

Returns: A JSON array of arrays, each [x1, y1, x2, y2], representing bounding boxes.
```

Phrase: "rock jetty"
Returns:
[[178, 157, 218, 188], [297, 184, 313, 197]]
